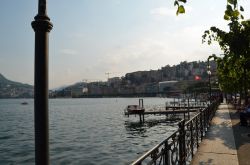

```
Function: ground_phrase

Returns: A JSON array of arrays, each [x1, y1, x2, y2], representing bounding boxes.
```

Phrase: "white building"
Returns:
[[158, 81, 178, 93]]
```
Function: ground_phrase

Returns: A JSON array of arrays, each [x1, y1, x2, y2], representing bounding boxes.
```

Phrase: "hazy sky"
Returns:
[[0, 0, 249, 88]]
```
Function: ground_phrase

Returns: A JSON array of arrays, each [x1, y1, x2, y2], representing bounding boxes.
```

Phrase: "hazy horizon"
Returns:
[[1, 0, 250, 88]]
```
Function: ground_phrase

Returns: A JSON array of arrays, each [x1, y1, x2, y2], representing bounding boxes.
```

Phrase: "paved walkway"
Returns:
[[191, 103, 239, 165]]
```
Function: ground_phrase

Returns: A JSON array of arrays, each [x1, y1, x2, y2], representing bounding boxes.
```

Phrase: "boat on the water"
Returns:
[[126, 105, 145, 114], [21, 102, 28, 105]]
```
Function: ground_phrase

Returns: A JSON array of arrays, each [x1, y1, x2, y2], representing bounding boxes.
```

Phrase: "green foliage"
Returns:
[[240, 6, 244, 12], [177, 5, 185, 15], [202, 1, 250, 101], [174, 0, 187, 15], [175, 0, 250, 100], [228, 0, 238, 7], [185, 82, 208, 93], [174, 0, 242, 18], [223, 0, 245, 21]]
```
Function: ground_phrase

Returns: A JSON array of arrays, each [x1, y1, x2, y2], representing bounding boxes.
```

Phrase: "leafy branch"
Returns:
[[174, 0, 186, 15], [202, 0, 250, 103]]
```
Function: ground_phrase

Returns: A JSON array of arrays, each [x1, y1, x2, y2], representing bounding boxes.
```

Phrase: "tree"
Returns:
[[202, 0, 250, 104], [174, 0, 240, 15]]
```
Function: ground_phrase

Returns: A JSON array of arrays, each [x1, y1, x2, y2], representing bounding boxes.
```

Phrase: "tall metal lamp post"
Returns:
[[31, 0, 53, 164], [207, 59, 212, 104]]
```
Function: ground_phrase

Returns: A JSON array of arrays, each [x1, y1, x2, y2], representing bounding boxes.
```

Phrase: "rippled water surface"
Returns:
[[0, 98, 178, 164]]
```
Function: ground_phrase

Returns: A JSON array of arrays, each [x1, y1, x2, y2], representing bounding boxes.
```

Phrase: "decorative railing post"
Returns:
[[164, 141, 170, 165], [190, 121, 194, 157], [195, 117, 199, 148], [206, 107, 210, 125], [199, 109, 204, 140], [203, 109, 206, 132], [178, 120, 185, 165], [31, 0, 53, 164], [187, 97, 190, 120], [210, 104, 213, 121], [151, 148, 158, 164]]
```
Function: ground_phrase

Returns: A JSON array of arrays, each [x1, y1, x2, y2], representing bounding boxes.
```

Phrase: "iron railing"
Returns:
[[131, 100, 220, 165]]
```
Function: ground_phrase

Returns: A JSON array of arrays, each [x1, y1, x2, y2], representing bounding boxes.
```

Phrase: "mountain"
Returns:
[[0, 73, 33, 98]]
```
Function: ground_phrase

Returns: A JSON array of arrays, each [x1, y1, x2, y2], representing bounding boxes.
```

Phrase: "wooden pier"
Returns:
[[124, 98, 207, 123], [124, 109, 200, 123], [165, 106, 205, 110]]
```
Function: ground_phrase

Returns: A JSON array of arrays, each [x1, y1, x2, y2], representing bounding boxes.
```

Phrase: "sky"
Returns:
[[0, 0, 250, 89]]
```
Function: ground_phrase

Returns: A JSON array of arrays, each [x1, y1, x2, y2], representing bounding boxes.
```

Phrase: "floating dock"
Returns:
[[125, 109, 198, 116], [124, 109, 199, 123], [165, 106, 205, 110], [124, 98, 207, 123]]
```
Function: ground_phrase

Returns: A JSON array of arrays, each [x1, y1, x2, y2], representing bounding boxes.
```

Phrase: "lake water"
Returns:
[[0, 98, 179, 165]]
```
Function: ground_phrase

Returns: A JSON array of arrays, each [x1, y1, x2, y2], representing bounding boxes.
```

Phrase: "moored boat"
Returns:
[[21, 102, 28, 105], [126, 105, 145, 114]]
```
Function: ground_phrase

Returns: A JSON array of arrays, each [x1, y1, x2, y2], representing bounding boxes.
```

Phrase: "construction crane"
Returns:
[[105, 72, 112, 79], [105, 72, 120, 80]]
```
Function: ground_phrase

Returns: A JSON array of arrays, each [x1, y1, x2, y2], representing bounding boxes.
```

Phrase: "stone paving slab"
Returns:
[[192, 152, 238, 165], [191, 103, 239, 165]]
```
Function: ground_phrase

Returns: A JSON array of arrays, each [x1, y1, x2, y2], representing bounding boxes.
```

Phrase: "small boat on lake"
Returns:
[[21, 102, 28, 105], [126, 105, 145, 114]]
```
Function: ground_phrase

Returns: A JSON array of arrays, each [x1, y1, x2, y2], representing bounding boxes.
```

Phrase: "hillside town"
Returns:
[[0, 74, 33, 98], [51, 60, 217, 98], [0, 60, 217, 98]]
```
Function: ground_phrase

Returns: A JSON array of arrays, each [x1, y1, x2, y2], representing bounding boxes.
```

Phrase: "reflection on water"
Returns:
[[124, 118, 180, 139], [124, 121, 147, 137], [0, 98, 178, 165]]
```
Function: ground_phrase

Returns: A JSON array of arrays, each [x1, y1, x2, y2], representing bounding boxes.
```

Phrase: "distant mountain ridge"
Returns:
[[0, 73, 33, 98], [0, 73, 11, 83]]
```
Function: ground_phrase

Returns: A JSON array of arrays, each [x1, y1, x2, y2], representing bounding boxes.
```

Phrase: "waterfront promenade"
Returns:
[[191, 103, 250, 165]]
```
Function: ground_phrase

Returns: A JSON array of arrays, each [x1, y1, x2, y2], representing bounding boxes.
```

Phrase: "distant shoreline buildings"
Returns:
[[0, 60, 217, 98], [0, 73, 33, 98], [50, 60, 217, 98]]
